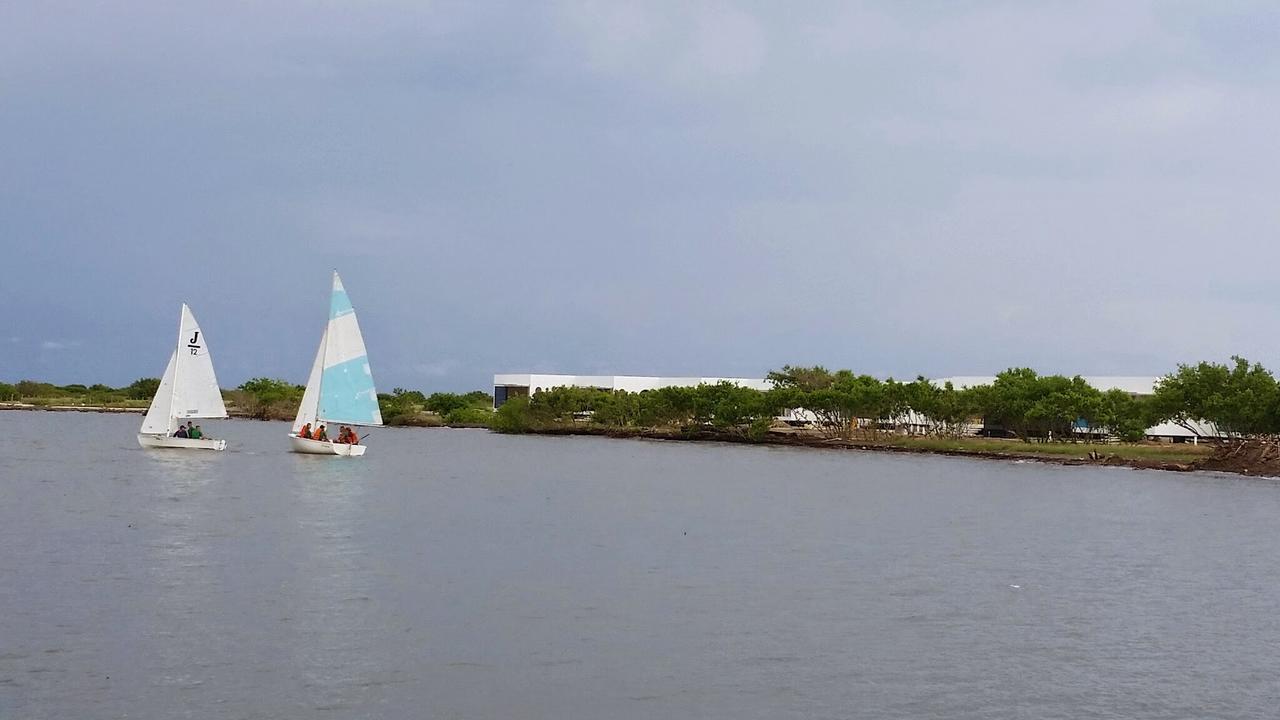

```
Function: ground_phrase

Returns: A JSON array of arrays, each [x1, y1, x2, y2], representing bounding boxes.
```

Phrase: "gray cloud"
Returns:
[[2, 1, 1278, 389]]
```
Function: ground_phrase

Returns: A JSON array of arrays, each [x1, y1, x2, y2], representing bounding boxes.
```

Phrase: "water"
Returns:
[[3, 411, 1280, 719]]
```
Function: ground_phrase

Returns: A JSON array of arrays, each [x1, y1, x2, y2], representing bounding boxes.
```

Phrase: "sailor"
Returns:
[[299, 422, 312, 439], [173, 423, 189, 438], [314, 424, 328, 442]]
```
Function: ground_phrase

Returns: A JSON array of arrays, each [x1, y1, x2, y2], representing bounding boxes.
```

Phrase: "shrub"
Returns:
[[125, 377, 161, 400], [238, 378, 303, 420], [16, 380, 60, 398], [492, 396, 533, 433], [443, 406, 493, 427]]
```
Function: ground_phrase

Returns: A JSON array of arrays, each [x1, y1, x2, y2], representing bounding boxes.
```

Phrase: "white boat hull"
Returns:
[[137, 434, 227, 451], [288, 434, 367, 456]]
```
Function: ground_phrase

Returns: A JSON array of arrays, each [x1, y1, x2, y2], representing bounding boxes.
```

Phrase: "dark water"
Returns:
[[3, 411, 1280, 718]]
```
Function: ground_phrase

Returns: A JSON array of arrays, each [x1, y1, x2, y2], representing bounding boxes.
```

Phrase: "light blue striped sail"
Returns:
[[314, 272, 382, 426]]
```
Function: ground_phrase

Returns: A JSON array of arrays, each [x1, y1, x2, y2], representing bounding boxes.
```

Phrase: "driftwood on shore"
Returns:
[[1194, 440, 1280, 476], [527, 425, 1206, 474]]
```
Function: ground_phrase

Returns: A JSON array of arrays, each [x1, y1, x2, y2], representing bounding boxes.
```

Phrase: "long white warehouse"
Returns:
[[492, 373, 771, 408]]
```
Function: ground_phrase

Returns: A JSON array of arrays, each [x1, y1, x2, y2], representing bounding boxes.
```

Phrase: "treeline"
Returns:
[[11, 356, 1280, 441], [0, 378, 160, 406], [232, 379, 495, 425], [493, 358, 1280, 443], [378, 388, 493, 427], [1, 376, 495, 427]]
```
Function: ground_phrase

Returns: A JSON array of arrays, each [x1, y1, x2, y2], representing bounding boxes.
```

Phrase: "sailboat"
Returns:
[[137, 304, 229, 451], [288, 272, 382, 456]]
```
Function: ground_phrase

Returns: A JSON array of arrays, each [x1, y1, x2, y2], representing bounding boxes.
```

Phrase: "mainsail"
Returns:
[[292, 272, 382, 432], [140, 304, 228, 434]]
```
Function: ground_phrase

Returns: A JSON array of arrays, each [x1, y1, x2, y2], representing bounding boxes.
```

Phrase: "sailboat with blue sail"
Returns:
[[288, 272, 382, 456]]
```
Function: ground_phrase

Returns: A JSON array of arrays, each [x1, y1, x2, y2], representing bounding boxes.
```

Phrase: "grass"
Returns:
[[887, 435, 1211, 463], [13, 396, 151, 409]]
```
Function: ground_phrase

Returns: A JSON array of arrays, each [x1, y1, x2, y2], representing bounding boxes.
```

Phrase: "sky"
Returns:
[[3, 1, 1280, 392]]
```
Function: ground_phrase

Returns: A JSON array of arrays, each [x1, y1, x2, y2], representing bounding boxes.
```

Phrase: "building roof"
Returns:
[[495, 373, 1167, 396], [493, 373, 773, 392], [931, 376, 1162, 395]]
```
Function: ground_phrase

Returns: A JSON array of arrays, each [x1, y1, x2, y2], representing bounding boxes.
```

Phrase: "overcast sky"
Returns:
[[3, 1, 1279, 391]]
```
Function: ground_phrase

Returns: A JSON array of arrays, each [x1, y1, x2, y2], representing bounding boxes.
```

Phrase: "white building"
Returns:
[[492, 374, 772, 409]]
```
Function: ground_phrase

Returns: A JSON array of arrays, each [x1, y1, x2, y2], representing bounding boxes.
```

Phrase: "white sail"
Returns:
[[140, 350, 179, 435], [139, 304, 227, 436], [172, 304, 227, 419], [292, 325, 327, 433]]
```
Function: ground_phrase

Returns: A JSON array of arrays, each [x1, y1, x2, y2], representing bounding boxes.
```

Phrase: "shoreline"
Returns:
[[7, 402, 1268, 477], [516, 425, 1207, 474], [0, 402, 145, 413], [0, 403, 485, 427]]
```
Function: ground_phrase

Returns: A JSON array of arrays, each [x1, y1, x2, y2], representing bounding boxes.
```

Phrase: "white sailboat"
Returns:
[[288, 272, 382, 456], [137, 304, 228, 451]]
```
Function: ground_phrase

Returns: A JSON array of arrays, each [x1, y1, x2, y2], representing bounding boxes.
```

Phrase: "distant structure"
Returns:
[[492, 374, 770, 409], [931, 376, 1159, 396], [932, 376, 1217, 441], [492, 373, 1220, 442]]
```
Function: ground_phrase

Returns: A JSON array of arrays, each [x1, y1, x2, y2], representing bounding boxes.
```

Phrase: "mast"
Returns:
[[168, 304, 184, 434], [318, 276, 331, 414]]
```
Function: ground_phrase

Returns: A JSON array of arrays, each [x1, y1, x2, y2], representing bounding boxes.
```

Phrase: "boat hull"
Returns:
[[137, 434, 227, 451], [288, 434, 367, 456]]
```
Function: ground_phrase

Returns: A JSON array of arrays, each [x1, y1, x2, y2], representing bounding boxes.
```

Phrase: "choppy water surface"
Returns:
[[3, 411, 1280, 718]]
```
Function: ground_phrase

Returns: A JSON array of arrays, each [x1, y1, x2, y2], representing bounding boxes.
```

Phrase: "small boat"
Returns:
[[288, 272, 382, 456], [137, 304, 228, 451]]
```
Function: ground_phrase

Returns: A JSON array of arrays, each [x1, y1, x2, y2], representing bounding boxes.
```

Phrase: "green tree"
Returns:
[[492, 395, 535, 433], [977, 368, 1042, 440], [1101, 389, 1150, 442], [424, 392, 468, 416], [1148, 357, 1278, 438], [442, 406, 494, 427], [905, 378, 976, 437], [16, 380, 60, 398], [125, 377, 161, 400], [238, 378, 301, 420], [767, 365, 836, 390], [791, 371, 886, 439], [460, 390, 494, 408]]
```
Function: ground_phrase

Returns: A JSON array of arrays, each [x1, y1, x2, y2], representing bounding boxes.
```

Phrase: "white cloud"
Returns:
[[40, 340, 80, 351]]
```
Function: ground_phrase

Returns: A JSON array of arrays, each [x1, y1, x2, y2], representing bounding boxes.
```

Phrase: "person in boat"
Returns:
[[341, 426, 354, 444], [173, 423, 189, 438], [314, 424, 328, 442], [348, 428, 360, 445], [299, 422, 312, 439], [189, 425, 203, 439]]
